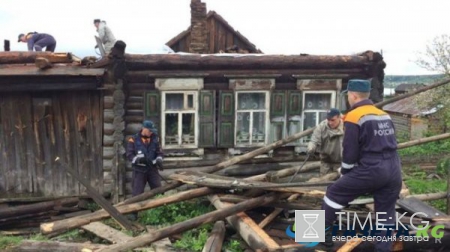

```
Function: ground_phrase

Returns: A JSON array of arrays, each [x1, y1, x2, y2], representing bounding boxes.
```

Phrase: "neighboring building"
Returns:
[[383, 96, 435, 140], [166, 0, 262, 54], [394, 83, 426, 95]]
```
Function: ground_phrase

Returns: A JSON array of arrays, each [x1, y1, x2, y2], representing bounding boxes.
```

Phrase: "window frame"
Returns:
[[301, 91, 336, 141], [234, 90, 270, 147], [161, 91, 198, 149]]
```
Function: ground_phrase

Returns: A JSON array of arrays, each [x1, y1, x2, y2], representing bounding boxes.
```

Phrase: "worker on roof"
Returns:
[[126, 120, 164, 220], [18, 32, 56, 52], [321, 79, 402, 251], [307, 108, 343, 175], [94, 19, 116, 54]]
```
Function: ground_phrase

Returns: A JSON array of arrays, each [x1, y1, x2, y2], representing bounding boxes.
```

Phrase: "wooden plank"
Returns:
[[209, 195, 280, 251], [169, 170, 326, 197], [336, 237, 363, 252], [259, 194, 299, 229], [82, 221, 132, 244], [6, 240, 106, 252], [202, 221, 225, 252], [54, 158, 135, 231], [397, 197, 448, 219]]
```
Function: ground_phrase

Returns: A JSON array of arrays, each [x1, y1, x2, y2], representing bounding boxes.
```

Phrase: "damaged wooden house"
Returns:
[[0, 1, 387, 201]]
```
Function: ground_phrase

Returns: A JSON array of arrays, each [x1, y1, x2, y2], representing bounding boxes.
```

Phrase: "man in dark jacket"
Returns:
[[127, 120, 164, 196], [18, 32, 57, 52], [321, 79, 402, 252]]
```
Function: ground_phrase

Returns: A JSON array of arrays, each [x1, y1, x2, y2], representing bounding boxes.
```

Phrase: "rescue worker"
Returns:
[[307, 108, 343, 175], [126, 120, 164, 220], [18, 32, 56, 52], [321, 79, 402, 251], [94, 19, 117, 54]]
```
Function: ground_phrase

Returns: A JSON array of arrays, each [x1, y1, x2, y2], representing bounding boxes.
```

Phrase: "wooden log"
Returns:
[[6, 240, 106, 252], [397, 133, 450, 149], [337, 237, 363, 252], [169, 171, 326, 196], [55, 158, 135, 232], [124, 53, 378, 71], [40, 187, 214, 235], [0, 197, 78, 219], [247, 162, 320, 182], [0, 52, 73, 64], [259, 194, 299, 229], [118, 181, 182, 206], [208, 195, 280, 251], [377, 78, 450, 108], [97, 194, 278, 252], [34, 57, 52, 70], [81, 222, 132, 244], [202, 128, 315, 174], [218, 194, 319, 211], [202, 221, 226, 252]]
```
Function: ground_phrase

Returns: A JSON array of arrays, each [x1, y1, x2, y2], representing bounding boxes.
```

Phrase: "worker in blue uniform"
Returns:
[[321, 79, 402, 252]]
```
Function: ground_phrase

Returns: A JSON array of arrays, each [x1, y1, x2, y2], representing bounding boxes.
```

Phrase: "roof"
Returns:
[[166, 11, 261, 53], [383, 96, 436, 116], [395, 83, 425, 92], [0, 52, 105, 91]]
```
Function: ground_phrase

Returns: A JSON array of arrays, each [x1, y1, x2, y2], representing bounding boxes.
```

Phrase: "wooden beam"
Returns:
[[6, 240, 106, 251], [0, 198, 78, 219], [35, 57, 52, 70], [209, 195, 280, 251], [124, 53, 378, 71], [202, 221, 226, 252], [247, 162, 320, 182], [0, 52, 73, 64], [336, 237, 363, 252], [258, 194, 299, 229], [81, 222, 132, 244], [55, 158, 134, 231], [397, 133, 450, 149], [97, 194, 278, 252], [40, 187, 215, 235]]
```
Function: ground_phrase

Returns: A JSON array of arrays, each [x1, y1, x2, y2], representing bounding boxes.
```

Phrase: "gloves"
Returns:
[[138, 157, 148, 166], [154, 157, 164, 171]]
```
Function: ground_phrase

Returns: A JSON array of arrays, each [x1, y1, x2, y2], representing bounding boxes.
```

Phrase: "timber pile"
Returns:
[[0, 197, 89, 233]]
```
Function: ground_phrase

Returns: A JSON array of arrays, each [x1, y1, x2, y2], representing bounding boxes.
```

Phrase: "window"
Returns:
[[302, 91, 336, 140], [161, 92, 197, 148], [235, 91, 270, 146]]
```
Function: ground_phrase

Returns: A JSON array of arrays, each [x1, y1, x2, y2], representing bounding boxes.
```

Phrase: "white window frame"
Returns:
[[161, 91, 198, 149], [234, 91, 270, 147], [301, 91, 336, 141]]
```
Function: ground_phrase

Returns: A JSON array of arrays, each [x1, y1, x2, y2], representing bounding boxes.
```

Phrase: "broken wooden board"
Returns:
[[81, 222, 132, 244], [6, 240, 106, 252], [397, 197, 448, 220], [169, 171, 326, 197]]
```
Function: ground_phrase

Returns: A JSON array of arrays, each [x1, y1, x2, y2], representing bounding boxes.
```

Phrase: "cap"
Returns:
[[17, 33, 25, 42], [142, 120, 154, 130], [326, 108, 340, 119], [343, 79, 371, 93], [93, 19, 101, 24]]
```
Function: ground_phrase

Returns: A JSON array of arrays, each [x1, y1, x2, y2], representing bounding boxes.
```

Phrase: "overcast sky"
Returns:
[[1, 0, 449, 75]]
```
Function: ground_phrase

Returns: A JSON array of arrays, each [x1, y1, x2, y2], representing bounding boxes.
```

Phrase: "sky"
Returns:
[[1, 0, 450, 75]]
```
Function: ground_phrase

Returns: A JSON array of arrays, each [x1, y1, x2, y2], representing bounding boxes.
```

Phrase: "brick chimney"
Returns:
[[189, 0, 208, 54]]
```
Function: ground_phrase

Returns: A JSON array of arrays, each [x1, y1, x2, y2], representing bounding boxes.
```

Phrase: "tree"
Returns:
[[415, 34, 450, 133]]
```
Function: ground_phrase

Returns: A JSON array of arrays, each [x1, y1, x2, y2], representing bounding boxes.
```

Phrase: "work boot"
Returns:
[[320, 225, 334, 247]]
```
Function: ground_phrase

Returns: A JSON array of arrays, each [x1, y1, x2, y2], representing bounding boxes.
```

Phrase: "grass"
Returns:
[[0, 235, 23, 250]]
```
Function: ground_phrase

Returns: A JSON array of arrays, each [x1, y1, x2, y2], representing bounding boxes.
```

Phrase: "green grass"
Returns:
[[0, 235, 23, 250]]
